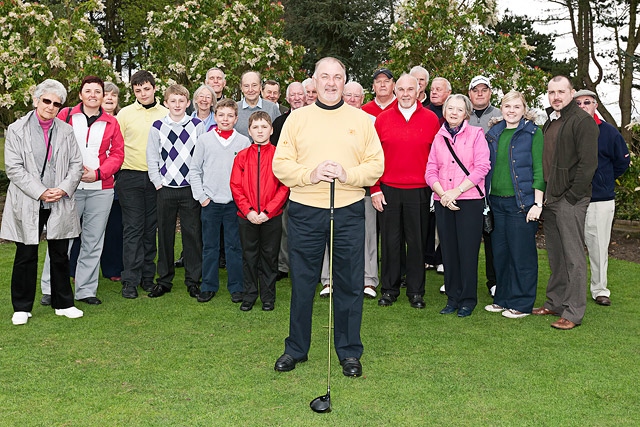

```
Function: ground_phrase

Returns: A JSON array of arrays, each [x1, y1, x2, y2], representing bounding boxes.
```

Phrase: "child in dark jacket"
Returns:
[[230, 111, 289, 311]]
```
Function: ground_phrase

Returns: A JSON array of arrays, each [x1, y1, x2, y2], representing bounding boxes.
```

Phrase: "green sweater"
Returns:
[[491, 127, 544, 196]]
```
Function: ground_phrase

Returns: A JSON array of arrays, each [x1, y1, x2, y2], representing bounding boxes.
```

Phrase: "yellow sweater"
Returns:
[[116, 100, 168, 171], [273, 102, 384, 209]]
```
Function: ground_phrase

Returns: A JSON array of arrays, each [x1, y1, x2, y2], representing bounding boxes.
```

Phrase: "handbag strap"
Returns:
[[443, 135, 485, 198], [40, 126, 54, 181]]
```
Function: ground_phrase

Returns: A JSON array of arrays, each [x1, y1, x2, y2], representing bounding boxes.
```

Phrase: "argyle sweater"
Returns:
[[147, 115, 205, 188]]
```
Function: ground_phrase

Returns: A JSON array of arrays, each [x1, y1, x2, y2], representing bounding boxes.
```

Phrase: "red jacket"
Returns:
[[57, 104, 124, 190], [362, 98, 398, 118], [230, 142, 289, 219], [371, 102, 440, 194]]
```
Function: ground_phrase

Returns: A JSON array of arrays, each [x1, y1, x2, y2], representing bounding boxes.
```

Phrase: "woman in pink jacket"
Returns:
[[425, 94, 490, 317]]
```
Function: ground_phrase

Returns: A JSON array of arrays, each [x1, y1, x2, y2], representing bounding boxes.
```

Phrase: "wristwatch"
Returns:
[[535, 202, 543, 208]]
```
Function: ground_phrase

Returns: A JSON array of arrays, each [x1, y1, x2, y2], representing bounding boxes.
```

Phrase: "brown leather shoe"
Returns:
[[550, 317, 579, 330], [532, 307, 559, 316], [595, 296, 611, 306]]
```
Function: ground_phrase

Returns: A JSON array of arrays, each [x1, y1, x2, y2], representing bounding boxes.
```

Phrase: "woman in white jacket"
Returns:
[[1, 79, 84, 325]]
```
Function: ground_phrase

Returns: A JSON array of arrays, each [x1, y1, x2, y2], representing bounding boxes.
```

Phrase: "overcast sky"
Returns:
[[496, 0, 639, 124]]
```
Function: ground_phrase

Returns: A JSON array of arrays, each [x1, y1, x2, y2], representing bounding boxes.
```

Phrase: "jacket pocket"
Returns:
[[547, 166, 570, 197]]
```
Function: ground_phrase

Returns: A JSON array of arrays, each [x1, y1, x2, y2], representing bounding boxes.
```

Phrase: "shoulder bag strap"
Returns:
[[443, 135, 485, 198]]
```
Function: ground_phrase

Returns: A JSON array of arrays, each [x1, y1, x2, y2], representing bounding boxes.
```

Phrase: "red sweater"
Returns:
[[371, 103, 440, 194], [230, 142, 289, 219], [362, 98, 398, 117]]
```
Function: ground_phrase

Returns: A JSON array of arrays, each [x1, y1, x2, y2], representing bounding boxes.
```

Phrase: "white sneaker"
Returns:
[[364, 286, 377, 299], [502, 309, 530, 319], [436, 264, 444, 274], [55, 306, 84, 319], [484, 303, 505, 313], [319, 284, 332, 298], [490, 285, 496, 297], [439, 284, 446, 294], [12, 311, 32, 325]]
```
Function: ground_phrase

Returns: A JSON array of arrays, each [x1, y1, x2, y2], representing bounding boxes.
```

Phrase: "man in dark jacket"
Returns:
[[574, 89, 630, 307], [533, 76, 599, 330]]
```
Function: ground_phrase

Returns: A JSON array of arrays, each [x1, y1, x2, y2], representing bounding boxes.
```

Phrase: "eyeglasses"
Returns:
[[575, 100, 594, 106], [41, 98, 63, 109]]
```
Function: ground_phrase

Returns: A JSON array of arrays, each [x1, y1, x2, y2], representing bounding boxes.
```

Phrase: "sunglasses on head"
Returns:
[[41, 98, 63, 109], [575, 100, 593, 106]]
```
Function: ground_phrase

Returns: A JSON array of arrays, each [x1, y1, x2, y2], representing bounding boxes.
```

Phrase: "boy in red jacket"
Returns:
[[230, 111, 289, 311]]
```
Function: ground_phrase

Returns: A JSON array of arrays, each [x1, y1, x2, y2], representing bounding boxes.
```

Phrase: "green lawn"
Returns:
[[1, 242, 639, 426]]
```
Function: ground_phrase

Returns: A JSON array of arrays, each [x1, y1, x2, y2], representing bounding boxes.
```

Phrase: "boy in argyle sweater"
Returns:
[[146, 84, 205, 298], [189, 98, 251, 303]]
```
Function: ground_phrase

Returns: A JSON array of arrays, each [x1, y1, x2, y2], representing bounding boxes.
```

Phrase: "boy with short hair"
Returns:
[[146, 84, 205, 298], [116, 70, 168, 299], [230, 112, 289, 311], [189, 98, 250, 303]]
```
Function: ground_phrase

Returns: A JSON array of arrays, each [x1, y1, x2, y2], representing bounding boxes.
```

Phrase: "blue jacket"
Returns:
[[591, 120, 630, 202], [486, 118, 540, 211]]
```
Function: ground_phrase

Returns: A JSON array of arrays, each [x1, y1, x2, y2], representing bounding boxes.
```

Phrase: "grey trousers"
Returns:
[[542, 196, 589, 324]]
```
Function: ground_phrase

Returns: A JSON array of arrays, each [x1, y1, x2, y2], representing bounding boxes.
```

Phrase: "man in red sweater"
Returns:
[[362, 68, 398, 117], [372, 74, 440, 309]]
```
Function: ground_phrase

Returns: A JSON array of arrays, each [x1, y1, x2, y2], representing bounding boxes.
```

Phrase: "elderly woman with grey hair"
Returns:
[[425, 94, 490, 318], [1, 79, 84, 325], [191, 84, 217, 131]]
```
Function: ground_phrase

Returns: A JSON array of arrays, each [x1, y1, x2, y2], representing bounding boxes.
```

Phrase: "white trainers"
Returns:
[[436, 264, 444, 274], [319, 284, 332, 298], [484, 303, 505, 313], [439, 284, 446, 294], [12, 311, 32, 325], [490, 285, 496, 297], [502, 309, 529, 319], [364, 285, 377, 299], [55, 306, 84, 319]]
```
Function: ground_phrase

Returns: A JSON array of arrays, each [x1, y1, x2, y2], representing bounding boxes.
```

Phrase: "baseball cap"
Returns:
[[469, 75, 492, 90], [373, 68, 394, 80]]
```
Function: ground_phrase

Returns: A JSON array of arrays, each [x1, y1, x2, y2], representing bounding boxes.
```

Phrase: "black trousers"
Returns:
[[284, 200, 365, 361], [12, 209, 73, 311], [378, 184, 430, 298], [435, 199, 483, 310], [156, 186, 202, 289], [115, 170, 157, 286], [238, 214, 282, 304]]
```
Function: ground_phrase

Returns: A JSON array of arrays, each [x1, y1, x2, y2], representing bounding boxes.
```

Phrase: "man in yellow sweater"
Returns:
[[116, 70, 168, 299], [272, 57, 384, 377]]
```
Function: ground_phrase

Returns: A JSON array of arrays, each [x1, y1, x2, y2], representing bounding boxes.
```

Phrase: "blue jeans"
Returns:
[[200, 201, 243, 294], [490, 195, 539, 313]]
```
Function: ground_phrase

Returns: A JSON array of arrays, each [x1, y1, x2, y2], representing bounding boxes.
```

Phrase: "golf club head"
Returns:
[[310, 393, 331, 413]]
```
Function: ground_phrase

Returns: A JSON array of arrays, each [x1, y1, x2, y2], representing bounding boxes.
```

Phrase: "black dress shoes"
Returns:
[[231, 292, 243, 303], [262, 302, 274, 311], [122, 282, 138, 299], [40, 294, 52, 306], [78, 297, 102, 305], [274, 353, 308, 372], [240, 301, 254, 311], [378, 293, 397, 307], [197, 291, 215, 302], [148, 284, 171, 298], [457, 306, 473, 317], [187, 284, 200, 298], [409, 295, 426, 309], [340, 357, 362, 377], [140, 281, 155, 292], [439, 304, 456, 314]]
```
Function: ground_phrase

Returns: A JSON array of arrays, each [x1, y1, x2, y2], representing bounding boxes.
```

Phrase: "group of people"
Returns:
[[2, 55, 629, 377]]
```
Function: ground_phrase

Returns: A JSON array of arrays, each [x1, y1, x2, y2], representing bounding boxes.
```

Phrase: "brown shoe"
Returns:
[[532, 307, 559, 316], [551, 317, 579, 330], [595, 296, 611, 306]]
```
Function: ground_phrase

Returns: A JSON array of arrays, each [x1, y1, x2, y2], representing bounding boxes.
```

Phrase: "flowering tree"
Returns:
[[144, 0, 306, 99], [388, 0, 550, 106], [0, 0, 117, 127]]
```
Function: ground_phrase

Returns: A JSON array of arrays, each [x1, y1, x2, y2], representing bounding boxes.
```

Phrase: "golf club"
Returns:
[[310, 179, 335, 413]]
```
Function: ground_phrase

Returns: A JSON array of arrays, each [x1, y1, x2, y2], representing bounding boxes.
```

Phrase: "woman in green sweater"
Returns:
[[484, 91, 545, 319]]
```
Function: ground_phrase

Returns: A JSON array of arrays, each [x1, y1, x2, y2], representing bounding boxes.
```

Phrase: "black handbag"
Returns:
[[443, 136, 494, 234]]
